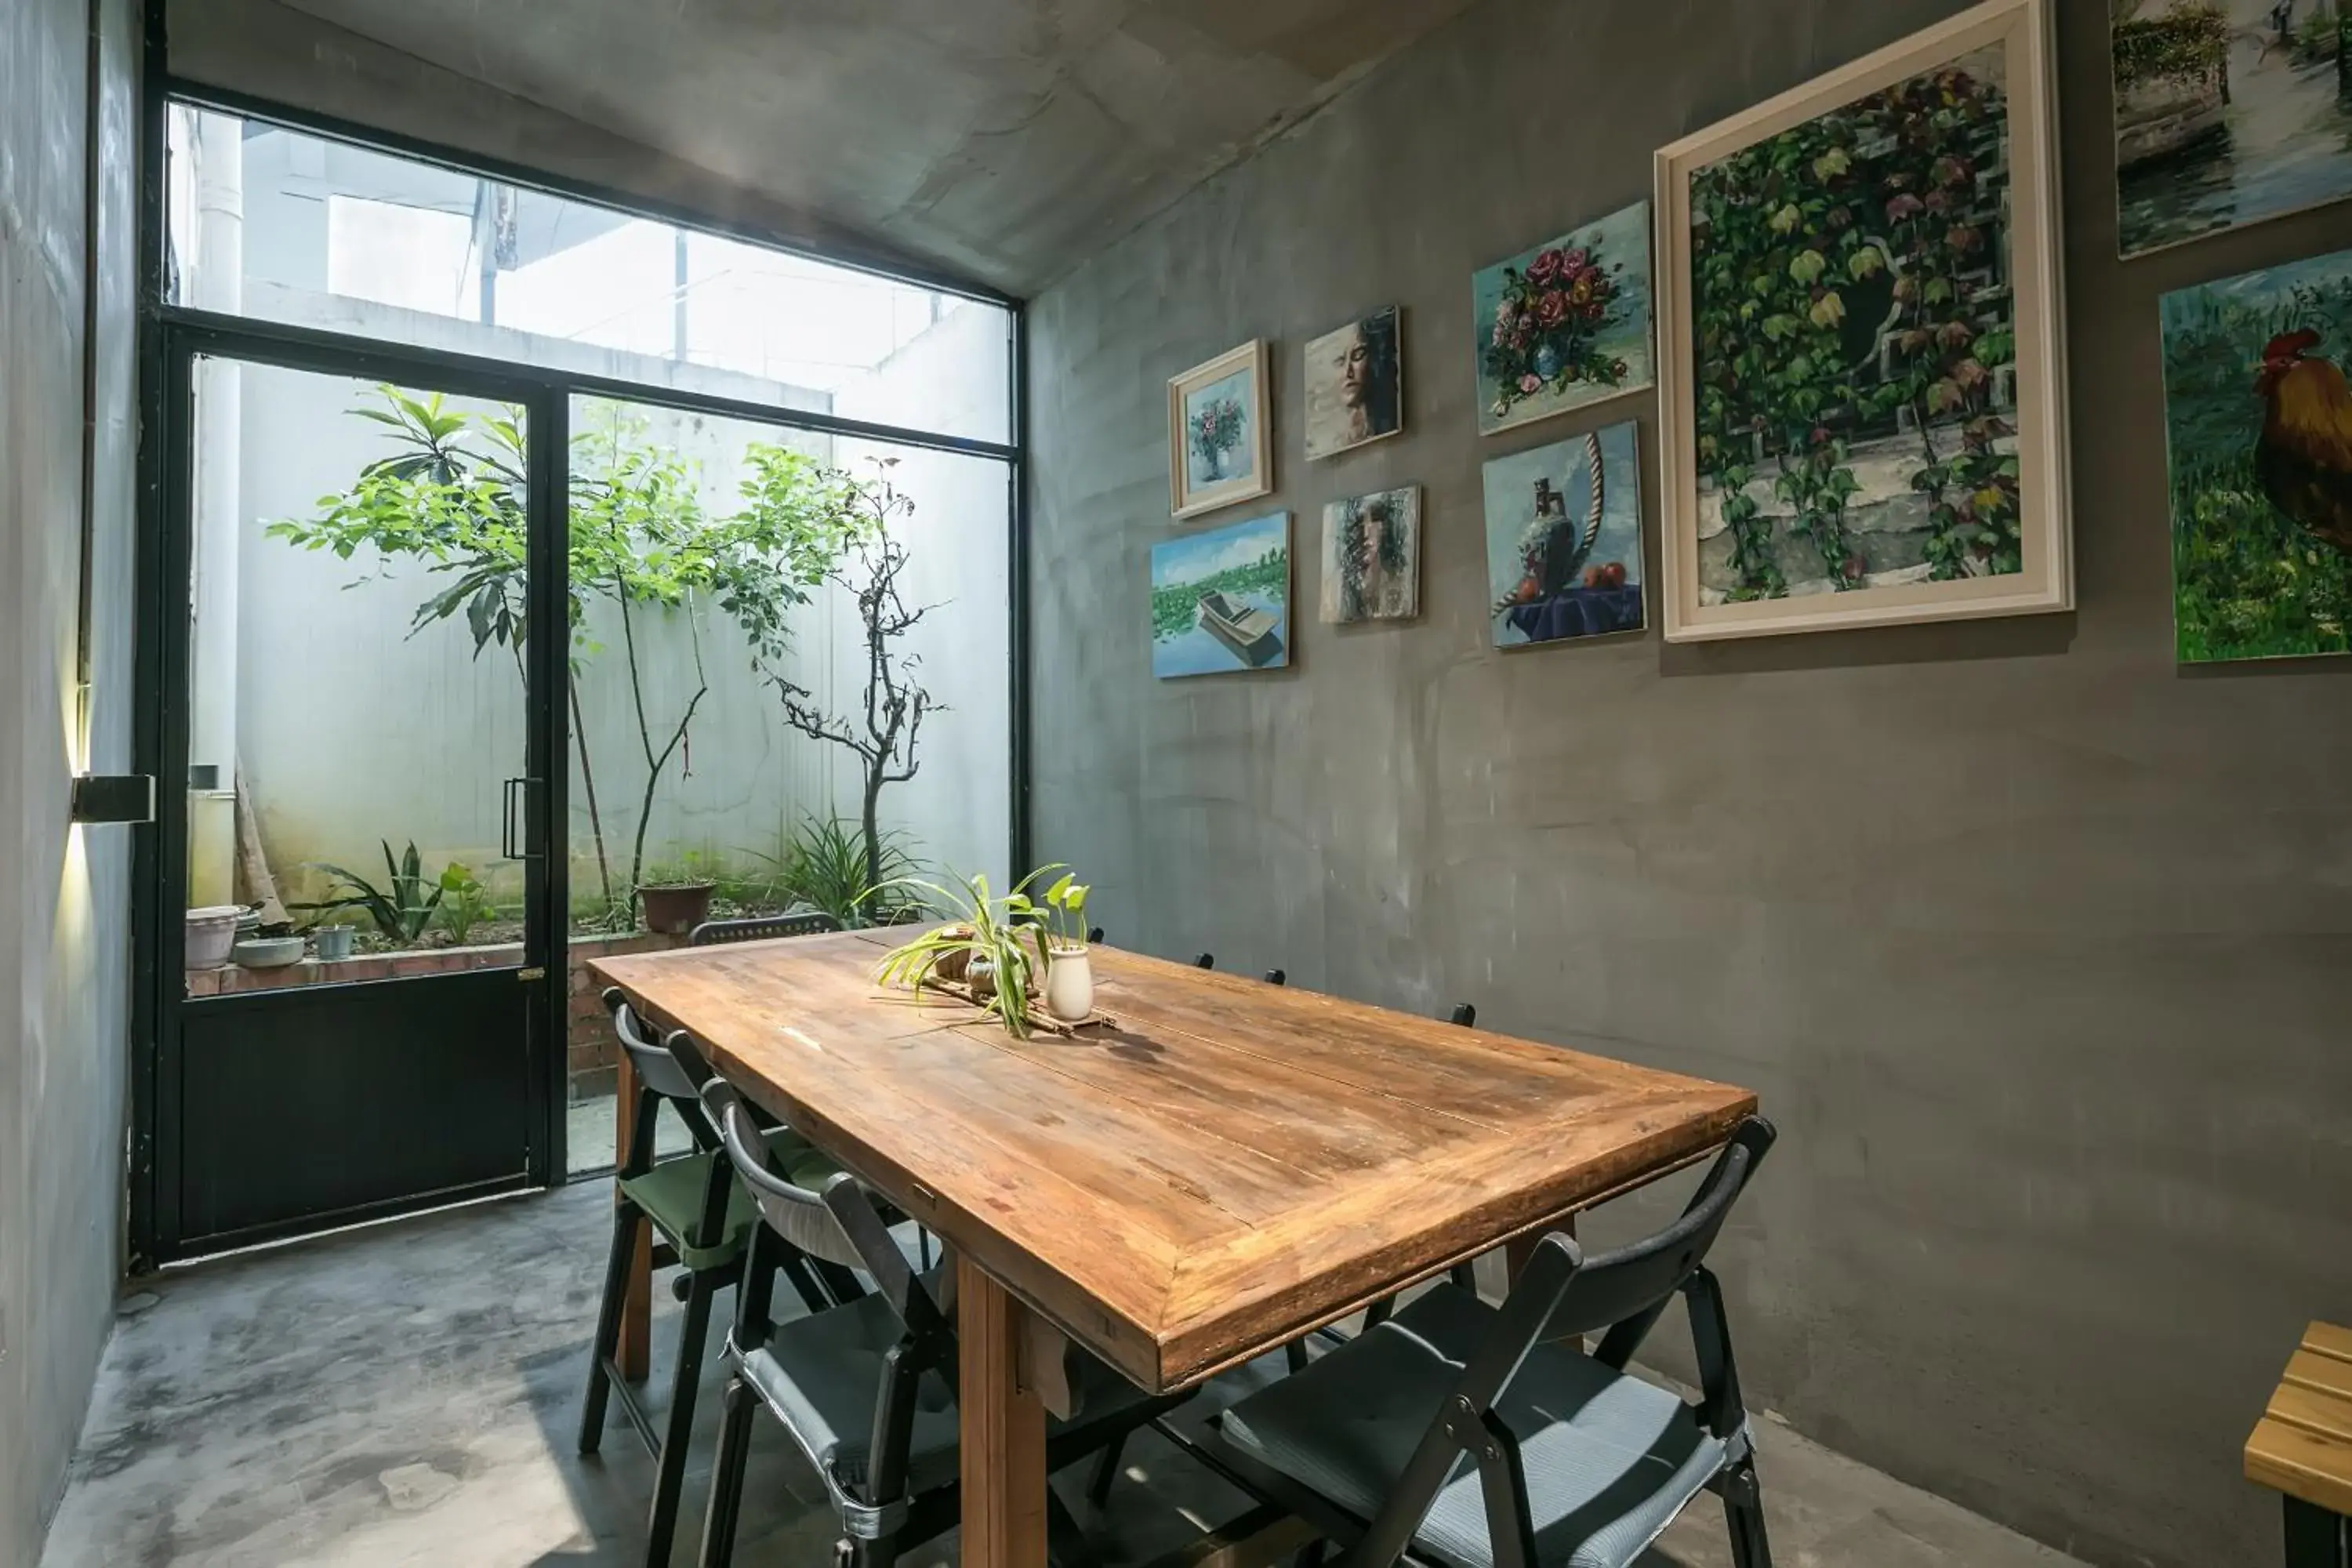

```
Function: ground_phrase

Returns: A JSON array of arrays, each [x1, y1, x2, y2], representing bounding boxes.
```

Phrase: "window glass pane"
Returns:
[[183, 360, 529, 985], [557, 395, 1009, 1174], [167, 103, 1012, 442]]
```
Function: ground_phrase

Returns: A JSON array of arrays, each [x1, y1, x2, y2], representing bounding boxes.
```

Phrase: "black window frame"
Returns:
[[130, 19, 1031, 1265]]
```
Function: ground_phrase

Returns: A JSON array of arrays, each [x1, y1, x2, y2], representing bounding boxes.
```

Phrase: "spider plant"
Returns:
[[751, 815, 921, 928], [871, 866, 1073, 1037]]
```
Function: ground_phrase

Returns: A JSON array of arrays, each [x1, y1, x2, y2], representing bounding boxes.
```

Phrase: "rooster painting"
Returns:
[[2158, 246, 2352, 664], [2254, 328, 2352, 559]]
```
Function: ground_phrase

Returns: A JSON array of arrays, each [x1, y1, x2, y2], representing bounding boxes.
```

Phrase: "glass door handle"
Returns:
[[501, 777, 546, 861]]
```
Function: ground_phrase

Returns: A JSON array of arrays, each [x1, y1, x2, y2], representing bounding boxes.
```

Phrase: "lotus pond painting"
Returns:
[[1483, 421, 1646, 648], [2161, 245, 2352, 663], [2114, 0, 2352, 259], [1151, 511, 1292, 677], [1471, 201, 1654, 437]]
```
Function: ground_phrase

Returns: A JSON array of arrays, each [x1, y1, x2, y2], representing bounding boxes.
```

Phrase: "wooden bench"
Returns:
[[2247, 1322, 2352, 1566]]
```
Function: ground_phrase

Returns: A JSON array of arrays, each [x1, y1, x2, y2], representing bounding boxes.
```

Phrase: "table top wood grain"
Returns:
[[590, 927, 1758, 1393]]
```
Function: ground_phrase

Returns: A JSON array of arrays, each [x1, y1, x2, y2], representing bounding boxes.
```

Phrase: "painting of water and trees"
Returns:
[[1150, 512, 1292, 677], [2161, 245, 2352, 662], [2114, 0, 2352, 258]]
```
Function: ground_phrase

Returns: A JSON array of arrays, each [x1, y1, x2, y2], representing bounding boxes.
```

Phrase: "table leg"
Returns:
[[960, 1255, 1048, 1568], [614, 1052, 651, 1384], [2285, 1496, 2349, 1567]]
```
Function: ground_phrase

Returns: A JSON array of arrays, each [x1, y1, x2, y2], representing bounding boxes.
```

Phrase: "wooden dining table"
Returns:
[[591, 927, 1757, 1567]]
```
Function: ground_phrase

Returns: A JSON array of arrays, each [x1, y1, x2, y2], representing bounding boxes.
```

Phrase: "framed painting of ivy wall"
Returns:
[[1653, 0, 2071, 642]]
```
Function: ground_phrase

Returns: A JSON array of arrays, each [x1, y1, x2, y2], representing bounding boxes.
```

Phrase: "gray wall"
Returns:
[[0, 0, 139, 1563], [1025, 1, 2352, 1564], [163, 0, 956, 290]]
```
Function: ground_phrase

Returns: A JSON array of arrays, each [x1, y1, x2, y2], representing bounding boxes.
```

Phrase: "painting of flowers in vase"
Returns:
[[1168, 339, 1272, 518], [1471, 201, 1654, 436]]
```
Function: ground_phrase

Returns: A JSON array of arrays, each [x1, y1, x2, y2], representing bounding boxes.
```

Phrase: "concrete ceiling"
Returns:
[[260, 0, 1484, 296]]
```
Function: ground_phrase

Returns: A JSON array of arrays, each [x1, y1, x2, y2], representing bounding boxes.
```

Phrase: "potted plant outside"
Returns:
[[638, 879, 716, 935]]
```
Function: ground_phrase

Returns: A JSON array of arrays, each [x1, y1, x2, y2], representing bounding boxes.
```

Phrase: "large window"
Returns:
[[165, 107, 1012, 441], [163, 102, 1017, 1178]]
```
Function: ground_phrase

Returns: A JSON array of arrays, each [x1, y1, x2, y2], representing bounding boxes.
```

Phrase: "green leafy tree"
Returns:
[[272, 387, 863, 925]]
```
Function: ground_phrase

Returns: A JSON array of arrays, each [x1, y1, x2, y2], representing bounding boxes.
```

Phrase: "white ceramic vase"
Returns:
[[1043, 944, 1094, 1023]]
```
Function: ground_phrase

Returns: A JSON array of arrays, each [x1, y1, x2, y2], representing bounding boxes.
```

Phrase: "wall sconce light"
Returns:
[[70, 774, 154, 825]]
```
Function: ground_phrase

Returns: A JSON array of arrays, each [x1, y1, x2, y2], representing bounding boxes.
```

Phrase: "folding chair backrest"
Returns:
[[1539, 1117, 1775, 1343], [688, 911, 843, 946], [699, 1078, 938, 1332], [605, 990, 705, 1104]]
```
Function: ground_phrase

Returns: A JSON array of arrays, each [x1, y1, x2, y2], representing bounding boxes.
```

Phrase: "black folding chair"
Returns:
[[1202, 1118, 1779, 1568], [689, 910, 843, 946], [578, 995, 837, 1568], [696, 1079, 1186, 1567]]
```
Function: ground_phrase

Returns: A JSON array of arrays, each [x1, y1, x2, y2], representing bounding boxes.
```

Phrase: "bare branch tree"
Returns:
[[771, 463, 946, 906]]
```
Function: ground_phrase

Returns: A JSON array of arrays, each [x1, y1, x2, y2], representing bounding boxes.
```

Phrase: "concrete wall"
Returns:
[[1024, 2, 2352, 1565], [0, 0, 139, 1562], [162, 0, 957, 289]]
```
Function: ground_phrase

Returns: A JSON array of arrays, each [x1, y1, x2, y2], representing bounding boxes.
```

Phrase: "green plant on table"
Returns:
[[292, 840, 445, 945], [871, 866, 1075, 1038], [436, 862, 495, 945], [1039, 871, 1089, 953]]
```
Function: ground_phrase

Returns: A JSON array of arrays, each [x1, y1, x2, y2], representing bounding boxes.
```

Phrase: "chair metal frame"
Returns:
[[577, 993, 829, 1568], [697, 1080, 1184, 1567], [1181, 1118, 1778, 1568]]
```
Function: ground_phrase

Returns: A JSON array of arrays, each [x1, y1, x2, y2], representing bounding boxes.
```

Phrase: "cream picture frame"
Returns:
[[1653, 0, 2072, 642], [1168, 339, 1273, 520]]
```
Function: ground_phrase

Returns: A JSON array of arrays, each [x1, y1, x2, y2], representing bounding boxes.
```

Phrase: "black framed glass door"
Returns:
[[143, 321, 568, 1259]]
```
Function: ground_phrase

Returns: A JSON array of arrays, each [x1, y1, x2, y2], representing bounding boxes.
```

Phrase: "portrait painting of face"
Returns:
[[1304, 307, 1403, 461]]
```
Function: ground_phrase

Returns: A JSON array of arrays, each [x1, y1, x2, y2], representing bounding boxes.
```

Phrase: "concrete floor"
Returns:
[[45, 1182, 2086, 1568]]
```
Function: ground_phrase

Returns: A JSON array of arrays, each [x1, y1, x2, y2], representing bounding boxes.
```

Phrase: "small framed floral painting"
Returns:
[[1653, 0, 2070, 642], [1471, 201, 1654, 437], [1169, 339, 1273, 519]]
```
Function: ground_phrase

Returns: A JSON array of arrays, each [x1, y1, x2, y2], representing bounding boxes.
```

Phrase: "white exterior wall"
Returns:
[[223, 286, 1010, 910]]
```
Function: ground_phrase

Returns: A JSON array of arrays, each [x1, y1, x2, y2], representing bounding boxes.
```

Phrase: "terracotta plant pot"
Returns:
[[638, 881, 715, 935]]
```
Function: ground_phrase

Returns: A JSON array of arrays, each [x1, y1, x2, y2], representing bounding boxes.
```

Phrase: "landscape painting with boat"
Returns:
[[2113, 0, 2352, 257], [1151, 512, 1292, 677]]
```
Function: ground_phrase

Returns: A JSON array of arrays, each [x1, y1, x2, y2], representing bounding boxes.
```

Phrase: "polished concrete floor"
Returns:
[[45, 1179, 2085, 1568]]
